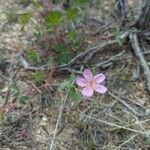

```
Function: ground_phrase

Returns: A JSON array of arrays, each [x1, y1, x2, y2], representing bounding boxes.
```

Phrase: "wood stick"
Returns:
[[129, 33, 150, 93]]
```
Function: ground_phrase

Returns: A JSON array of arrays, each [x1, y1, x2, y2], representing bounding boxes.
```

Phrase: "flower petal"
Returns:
[[94, 74, 105, 83], [94, 84, 107, 94], [83, 69, 93, 80], [76, 77, 86, 87], [82, 87, 93, 97]]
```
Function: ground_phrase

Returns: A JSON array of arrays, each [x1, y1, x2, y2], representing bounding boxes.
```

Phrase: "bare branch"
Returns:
[[129, 33, 150, 92]]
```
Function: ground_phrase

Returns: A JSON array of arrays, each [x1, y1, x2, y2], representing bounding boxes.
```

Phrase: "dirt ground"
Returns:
[[0, 0, 150, 150]]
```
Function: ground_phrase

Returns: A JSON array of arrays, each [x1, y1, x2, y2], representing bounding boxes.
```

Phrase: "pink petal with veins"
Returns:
[[94, 84, 107, 93], [83, 69, 93, 80], [76, 77, 87, 87], [94, 74, 105, 83], [82, 87, 93, 97]]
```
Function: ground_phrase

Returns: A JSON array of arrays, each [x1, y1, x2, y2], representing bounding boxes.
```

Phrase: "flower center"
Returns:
[[86, 80, 96, 88]]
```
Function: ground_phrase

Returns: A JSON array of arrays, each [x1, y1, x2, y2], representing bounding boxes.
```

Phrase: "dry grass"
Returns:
[[1, 0, 150, 150]]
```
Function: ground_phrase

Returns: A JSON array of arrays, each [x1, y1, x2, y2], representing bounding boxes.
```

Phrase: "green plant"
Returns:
[[11, 80, 28, 104], [55, 43, 72, 64], [68, 30, 80, 50], [39, 1, 87, 67], [60, 74, 75, 90], [27, 49, 41, 64], [5, 9, 17, 23], [20, 11, 32, 28], [115, 26, 124, 47], [75, 0, 89, 7], [34, 71, 46, 84], [67, 7, 79, 22], [60, 74, 82, 101], [34, 25, 42, 39], [70, 86, 82, 101], [0, 110, 4, 123], [45, 11, 63, 29], [20, 0, 30, 6], [32, 0, 42, 8]]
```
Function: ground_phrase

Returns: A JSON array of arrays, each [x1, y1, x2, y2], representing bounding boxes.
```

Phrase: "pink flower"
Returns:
[[76, 69, 107, 97]]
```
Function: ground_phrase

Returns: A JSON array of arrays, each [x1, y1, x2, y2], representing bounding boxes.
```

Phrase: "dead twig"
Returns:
[[93, 50, 126, 69], [129, 33, 150, 92], [49, 89, 70, 150], [108, 92, 142, 116], [84, 31, 130, 63], [17, 54, 50, 71], [109, 91, 150, 118], [79, 110, 150, 135], [18, 31, 130, 72], [114, 134, 139, 150]]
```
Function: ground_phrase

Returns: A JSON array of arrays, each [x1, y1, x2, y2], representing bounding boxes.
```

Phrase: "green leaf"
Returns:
[[115, 26, 123, 47], [55, 43, 72, 64], [5, 9, 17, 23], [60, 74, 76, 90], [27, 49, 41, 64], [19, 95, 28, 104], [0, 110, 4, 122], [20, 0, 30, 6], [45, 11, 63, 28], [67, 74, 76, 88], [47, 56, 53, 65], [75, 0, 88, 6], [11, 80, 28, 104], [55, 43, 67, 53], [60, 75, 81, 101], [32, 0, 42, 8], [70, 87, 82, 101], [11, 80, 20, 95], [34, 72, 46, 84], [69, 74, 76, 83], [57, 52, 72, 64], [68, 30, 80, 50], [60, 80, 70, 90], [68, 30, 78, 42], [20, 12, 32, 27], [67, 7, 79, 21]]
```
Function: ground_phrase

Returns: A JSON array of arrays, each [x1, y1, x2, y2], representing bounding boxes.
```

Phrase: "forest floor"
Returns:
[[0, 0, 150, 150]]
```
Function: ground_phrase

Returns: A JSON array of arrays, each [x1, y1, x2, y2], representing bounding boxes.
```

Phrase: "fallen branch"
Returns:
[[17, 31, 130, 72], [93, 50, 126, 69], [129, 33, 150, 93], [17, 54, 50, 71], [84, 31, 130, 63], [108, 92, 141, 116]]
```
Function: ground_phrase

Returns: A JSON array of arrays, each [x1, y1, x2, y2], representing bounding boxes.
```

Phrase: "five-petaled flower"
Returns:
[[76, 69, 107, 97]]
